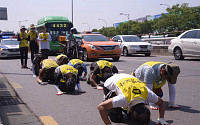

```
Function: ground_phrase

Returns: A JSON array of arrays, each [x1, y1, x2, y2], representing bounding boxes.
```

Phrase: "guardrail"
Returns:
[[142, 37, 176, 45]]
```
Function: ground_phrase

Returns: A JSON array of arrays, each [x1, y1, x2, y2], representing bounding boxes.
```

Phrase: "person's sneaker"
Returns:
[[77, 88, 86, 93], [97, 86, 103, 90], [168, 102, 180, 109], [150, 105, 158, 110], [24, 66, 28, 69], [33, 75, 37, 77], [56, 91, 64, 95], [21, 65, 24, 68]]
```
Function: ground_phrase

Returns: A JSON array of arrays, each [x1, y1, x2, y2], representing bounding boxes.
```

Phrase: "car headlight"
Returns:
[[148, 45, 153, 49], [89, 44, 99, 50]]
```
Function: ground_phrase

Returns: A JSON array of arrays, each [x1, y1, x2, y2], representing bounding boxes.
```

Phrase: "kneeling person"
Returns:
[[98, 73, 170, 125], [68, 59, 87, 81], [55, 54, 69, 66], [37, 59, 58, 85], [88, 60, 118, 90], [54, 65, 84, 95]]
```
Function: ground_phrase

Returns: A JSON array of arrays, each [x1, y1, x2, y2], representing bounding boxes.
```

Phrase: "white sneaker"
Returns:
[[168, 102, 180, 109], [97, 86, 103, 90], [33, 75, 37, 77], [150, 104, 158, 110]]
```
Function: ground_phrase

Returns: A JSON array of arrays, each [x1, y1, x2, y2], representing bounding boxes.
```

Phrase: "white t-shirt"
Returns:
[[38, 33, 51, 50], [104, 73, 158, 109]]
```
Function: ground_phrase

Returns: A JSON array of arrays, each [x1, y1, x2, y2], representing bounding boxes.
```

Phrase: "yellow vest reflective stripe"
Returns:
[[56, 54, 67, 60], [40, 33, 49, 42], [19, 32, 28, 47], [70, 59, 83, 66], [117, 77, 148, 103], [97, 60, 113, 78], [43, 59, 58, 69], [60, 65, 78, 76], [29, 31, 37, 39], [141, 61, 167, 89]]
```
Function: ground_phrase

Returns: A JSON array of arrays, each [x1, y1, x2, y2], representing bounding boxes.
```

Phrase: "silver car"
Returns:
[[168, 29, 200, 60], [112, 35, 153, 56], [0, 38, 20, 58]]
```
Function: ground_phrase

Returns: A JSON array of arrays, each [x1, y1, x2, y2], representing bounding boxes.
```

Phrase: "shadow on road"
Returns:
[[165, 102, 200, 113]]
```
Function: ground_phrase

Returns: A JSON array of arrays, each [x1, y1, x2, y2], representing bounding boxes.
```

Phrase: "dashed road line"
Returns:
[[8, 80, 22, 89], [40, 116, 59, 125]]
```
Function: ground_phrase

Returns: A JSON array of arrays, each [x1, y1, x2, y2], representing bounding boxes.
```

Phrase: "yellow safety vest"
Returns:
[[60, 65, 78, 76], [28, 31, 37, 39], [56, 54, 67, 60], [39, 33, 49, 42], [117, 77, 148, 104], [60, 65, 78, 82], [42, 59, 58, 70], [70, 59, 83, 66], [19, 32, 28, 47], [141, 61, 167, 89], [96, 60, 113, 78]]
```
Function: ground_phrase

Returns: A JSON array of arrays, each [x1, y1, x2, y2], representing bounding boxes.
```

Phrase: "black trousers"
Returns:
[[19, 47, 28, 66], [41, 49, 49, 59], [30, 41, 39, 63]]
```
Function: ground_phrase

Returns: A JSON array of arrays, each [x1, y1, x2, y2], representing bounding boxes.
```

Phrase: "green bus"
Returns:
[[36, 16, 73, 53]]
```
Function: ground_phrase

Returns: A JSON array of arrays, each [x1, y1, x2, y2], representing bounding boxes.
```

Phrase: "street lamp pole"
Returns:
[[19, 20, 28, 28], [82, 23, 90, 31], [72, 0, 73, 24], [120, 13, 130, 35], [160, 4, 170, 8], [98, 19, 107, 27]]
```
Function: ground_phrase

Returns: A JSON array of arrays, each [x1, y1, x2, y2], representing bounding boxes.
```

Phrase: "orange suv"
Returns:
[[78, 33, 121, 61]]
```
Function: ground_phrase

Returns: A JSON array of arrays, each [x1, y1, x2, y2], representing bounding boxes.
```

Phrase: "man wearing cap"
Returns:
[[132, 61, 180, 110], [28, 24, 39, 63], [17, 25, 30, 68]]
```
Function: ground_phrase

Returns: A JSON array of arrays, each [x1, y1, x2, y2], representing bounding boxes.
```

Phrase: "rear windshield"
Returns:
[[122, 36, 142, 42], [1, 40, 19, 45], [83, 35, 109, 42]]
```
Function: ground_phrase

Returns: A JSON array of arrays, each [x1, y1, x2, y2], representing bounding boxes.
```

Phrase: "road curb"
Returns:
[[0, 73, 43, 125]]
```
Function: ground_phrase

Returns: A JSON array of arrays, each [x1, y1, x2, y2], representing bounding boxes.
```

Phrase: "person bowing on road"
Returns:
[[132, 61, 180, 110], [37, 59, 58, 85], [87, 60, 118, 90], [54, 65, 85, 95], [98, 73, 171, 125]]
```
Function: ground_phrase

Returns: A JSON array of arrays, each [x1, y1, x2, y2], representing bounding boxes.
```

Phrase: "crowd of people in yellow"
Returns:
[[18, 25, 180, 125]]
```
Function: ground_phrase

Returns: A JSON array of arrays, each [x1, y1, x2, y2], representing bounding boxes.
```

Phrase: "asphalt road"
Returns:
[[0, 54, 200, 125]]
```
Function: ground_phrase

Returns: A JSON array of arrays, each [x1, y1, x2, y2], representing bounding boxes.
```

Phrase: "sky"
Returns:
[[0, 0, 200, 33]]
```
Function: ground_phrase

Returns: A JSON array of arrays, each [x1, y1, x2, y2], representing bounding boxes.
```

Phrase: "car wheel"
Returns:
[[83, 49, 89, 61], [145, 53, 151, 56], [173, 47, 184, 60], [123, 47, 129, 56], [112, 57, 120, 61]]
